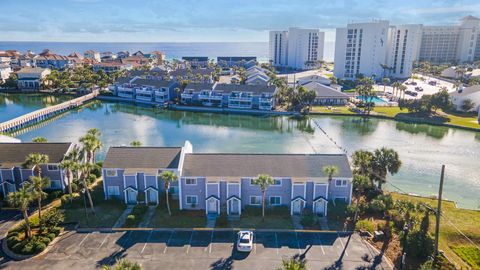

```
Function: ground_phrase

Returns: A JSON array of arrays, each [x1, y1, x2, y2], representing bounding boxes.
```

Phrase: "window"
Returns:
[[272, 179, 282, 186], [269, 196, 281, 206], [250, 196, 262, 205], [106, 170, 117, 177], [185, 178, 197, 185], [335, 179, 348, 187], [186, 195, 198, 205], [250, 178, 256, 186], [50, 180, 61, 189], [47, 164, 58, 171], [107, 186, 120, 196]]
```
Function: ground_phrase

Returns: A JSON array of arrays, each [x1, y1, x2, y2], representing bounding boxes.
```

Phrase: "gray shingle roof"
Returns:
[[184, 83, 216, 91], [131, 78, 176, 88], [170, 68, 214, 77], [0, 143, 71, 168], [103, 147, 182, 169], [303, 82, 349, 99], [214, 84, 276, 95], [182, 153, 352, 180]]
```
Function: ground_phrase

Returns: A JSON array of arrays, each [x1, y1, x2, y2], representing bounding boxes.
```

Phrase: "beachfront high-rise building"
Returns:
[[269, 27, 325, 70], [419, 16, 480, 64], [334, 20, 391, 80], [386, 24, 423, 78]]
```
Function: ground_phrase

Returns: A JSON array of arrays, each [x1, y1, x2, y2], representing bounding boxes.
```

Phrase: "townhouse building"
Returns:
[[216, 57, 257, 68], [180, 82, 217, 105], [34, 50, 72, 70], [211, 83, 277, 110], [181, 57, 209, 69], [92, 62, 131, 74], [0, 143, 73, 196], [84, 50, 101, 62], [102, 141, 353, 217], [170, 68, 214, 83], [16, 67, 51, 91], [0, 57, 12, 82], [110, 77, 179, 104]]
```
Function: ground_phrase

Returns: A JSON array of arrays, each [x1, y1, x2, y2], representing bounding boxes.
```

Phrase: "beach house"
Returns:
[[302, 82, 350, 106], [16, 67, 51, 91], [110, 77, 179, 104]]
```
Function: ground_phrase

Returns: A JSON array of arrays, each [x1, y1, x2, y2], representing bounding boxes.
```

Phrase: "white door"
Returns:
[[230, 199, 239, 215], [127, 190, 137, 204], [208, 199, 217, 214], [315, 201, 325, 216], [293, 200, 301, 214]]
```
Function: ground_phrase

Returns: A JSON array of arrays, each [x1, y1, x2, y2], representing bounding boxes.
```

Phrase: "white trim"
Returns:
[[334, 196, 348, 202], [186, 195, 198, 206], [19, 169, 23, 182], [0, 170, 4, 197], [314, 183, 328, 199], [185, 177, 197, 185], [291, 182, 306, 199], [249, 196, 261, 205], [269, 196, 282, 206], [348, 178, 353, 204], [335, 179, 348, 187], [123, 173, 127, 203], [179, 177, 183, 210], [206, 181, 220, 198], [105, 169, 118, 177]]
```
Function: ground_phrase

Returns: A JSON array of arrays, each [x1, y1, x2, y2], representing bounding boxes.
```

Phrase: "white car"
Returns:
[[236, 230, 253, 252]]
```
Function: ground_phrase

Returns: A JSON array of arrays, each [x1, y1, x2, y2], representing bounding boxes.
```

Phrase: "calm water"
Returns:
[[1, 98, 479, 209], [0, 41, 336, 62], [0, 93, 72, 122]]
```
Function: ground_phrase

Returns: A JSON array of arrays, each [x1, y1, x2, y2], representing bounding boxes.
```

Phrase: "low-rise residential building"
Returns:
[[121, 55, 149, 67], [18, 51, 37, 68], [182, 57, 209, 69], [100, 51, 117, 61], [0, 57, 12, 82], [450, 85, 480, 112], [102, 141, 353, 217], [34, 49, 71, 70], [84, 50, 101, 62], [214, 84, 277, 110], [302, 82, 350, 106], [0, 143, 73, 196], [0, 50, 21, 69], [16, 67, 51, 91], [93, 62, 131, 73], [145, 51, 166, 65], [217, 57, 257, 68], [110, 77, 179, 104], [117, 51, 130, 59], [180, 83, 217, 105], [170, 68, 214, 83]]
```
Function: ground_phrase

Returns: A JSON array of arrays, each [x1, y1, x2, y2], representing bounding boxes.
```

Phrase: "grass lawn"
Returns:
[[390, 193, 480, 269], [149, 197, 206, 228], [221, 206, 294, 229], [371, 106, 406, 118], [61, 181, 126, 228], [451, 246, 480, 269], [311, 106, 356, 114]]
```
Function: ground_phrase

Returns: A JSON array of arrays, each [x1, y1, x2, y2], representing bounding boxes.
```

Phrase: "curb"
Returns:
[[360, 235, 395, 270], [75, 227, 354, 233]]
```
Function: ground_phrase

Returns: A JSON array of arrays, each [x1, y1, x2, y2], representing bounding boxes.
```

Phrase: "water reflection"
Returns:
[[395, 122, 449, 139], [0, 93, 72, 122], [340, 117, 379, 135]]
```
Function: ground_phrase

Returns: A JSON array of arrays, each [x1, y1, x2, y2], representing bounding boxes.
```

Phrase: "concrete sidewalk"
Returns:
[[112, 205, 134, 228]]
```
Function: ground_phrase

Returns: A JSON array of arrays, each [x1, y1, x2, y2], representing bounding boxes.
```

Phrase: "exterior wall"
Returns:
[[240, 178, 291, 208], [103, 168, 126, 201], [269, 31, 288, 66], [180, 177, 206, 210], [328, 178, 353, 203], [386, 24, 423, 78]]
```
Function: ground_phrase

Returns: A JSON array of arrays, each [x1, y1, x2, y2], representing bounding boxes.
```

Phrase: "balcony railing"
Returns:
[[229, 96, 253, 102]]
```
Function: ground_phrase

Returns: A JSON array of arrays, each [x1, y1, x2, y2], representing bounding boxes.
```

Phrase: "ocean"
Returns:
[[0, 41, 335, 62]]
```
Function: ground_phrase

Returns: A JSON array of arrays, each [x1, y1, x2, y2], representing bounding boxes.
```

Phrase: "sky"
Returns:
[[1, 0, 480, 42]]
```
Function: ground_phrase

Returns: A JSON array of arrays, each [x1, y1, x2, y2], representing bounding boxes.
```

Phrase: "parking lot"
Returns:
[[3, 229, 393, 269]]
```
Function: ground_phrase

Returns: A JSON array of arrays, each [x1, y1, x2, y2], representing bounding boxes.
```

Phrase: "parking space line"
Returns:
[[208, 231, 213, 254], [141, 230, 153, 254], [185, 231, 194, 254], [315, 234, 325, 255], [78, 233, 90, 247], [253, 233, 257, 254], [274, 232, 279, 255], [338, 233, 349, 257], [163, 231, 174, 254], [98, 233, 109, 249]]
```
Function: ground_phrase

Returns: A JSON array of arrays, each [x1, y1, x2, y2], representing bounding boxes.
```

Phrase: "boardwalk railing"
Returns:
[[0, 90, 99, 133]]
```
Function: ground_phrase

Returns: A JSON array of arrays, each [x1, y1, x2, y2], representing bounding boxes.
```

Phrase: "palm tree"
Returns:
[[80, 131, 102, 164], [102, 259, 143, 270], [130, 140, 142, 147], [351, 150, 374, 177], [23, 153, 49, 177], [392, 82, 402, 99], [322, 165, 339, 186], [277, 256, 307, 270], [7, 185, 34, 238], [372, 147, 402, 190], [399, 85, 407, 100], [32, 137, 48, 143], [160, 171, 178, 216], [252, 174, 274, 220], [60, 159, 77, 197], [382, 78, 390, 93], [80, 163, 96, 214], [30, 176, 50, 219]]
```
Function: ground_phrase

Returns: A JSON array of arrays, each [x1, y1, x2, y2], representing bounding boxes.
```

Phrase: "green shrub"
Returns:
[[34, 242, 46, 253], [50, 227, 62, 236], [355, 219, 375, 233], [40, 208, 65, 230], [47, 233, 56, 241], [7, 231, 19, 237], [47, 190, 64, 201], [369, 199, 386, 214], [125, 215, 136, 227], [90, 164, 102, 178], [7, 236, 20, 247], [21, 242, 35, 255], [300, 214, 318, 227], [40, 236, 51, 246], [216, 214, 228, 227], [12, 242, 24, 253]]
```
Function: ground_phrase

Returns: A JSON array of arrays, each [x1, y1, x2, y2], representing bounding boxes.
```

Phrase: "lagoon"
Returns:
[[1, 95, 480, 209]]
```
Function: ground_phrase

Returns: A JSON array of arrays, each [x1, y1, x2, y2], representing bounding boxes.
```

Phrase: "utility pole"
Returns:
[[434, 165, 445, 257]]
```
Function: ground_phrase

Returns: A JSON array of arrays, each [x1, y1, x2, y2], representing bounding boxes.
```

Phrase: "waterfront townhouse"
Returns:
[[302, 82, 350, 106], [110, 77, 179, 104], [214, 83, 277, 110], [102, 142, 192, 204], [18, 51, 37, 68], [217, 57, 257, 69], [0, 143, 73, 196], [101, 142, 353, 217], [34, 50, 72, 70], [16, 67, 51, 91], [180, 82, 217, 105]]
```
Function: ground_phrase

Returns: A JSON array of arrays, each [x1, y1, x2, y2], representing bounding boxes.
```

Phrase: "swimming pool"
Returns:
[[356, 95, 388, 105]]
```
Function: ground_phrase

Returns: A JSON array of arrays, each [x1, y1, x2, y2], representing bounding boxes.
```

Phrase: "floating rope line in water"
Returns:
[[310, 118, 348, 155]]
